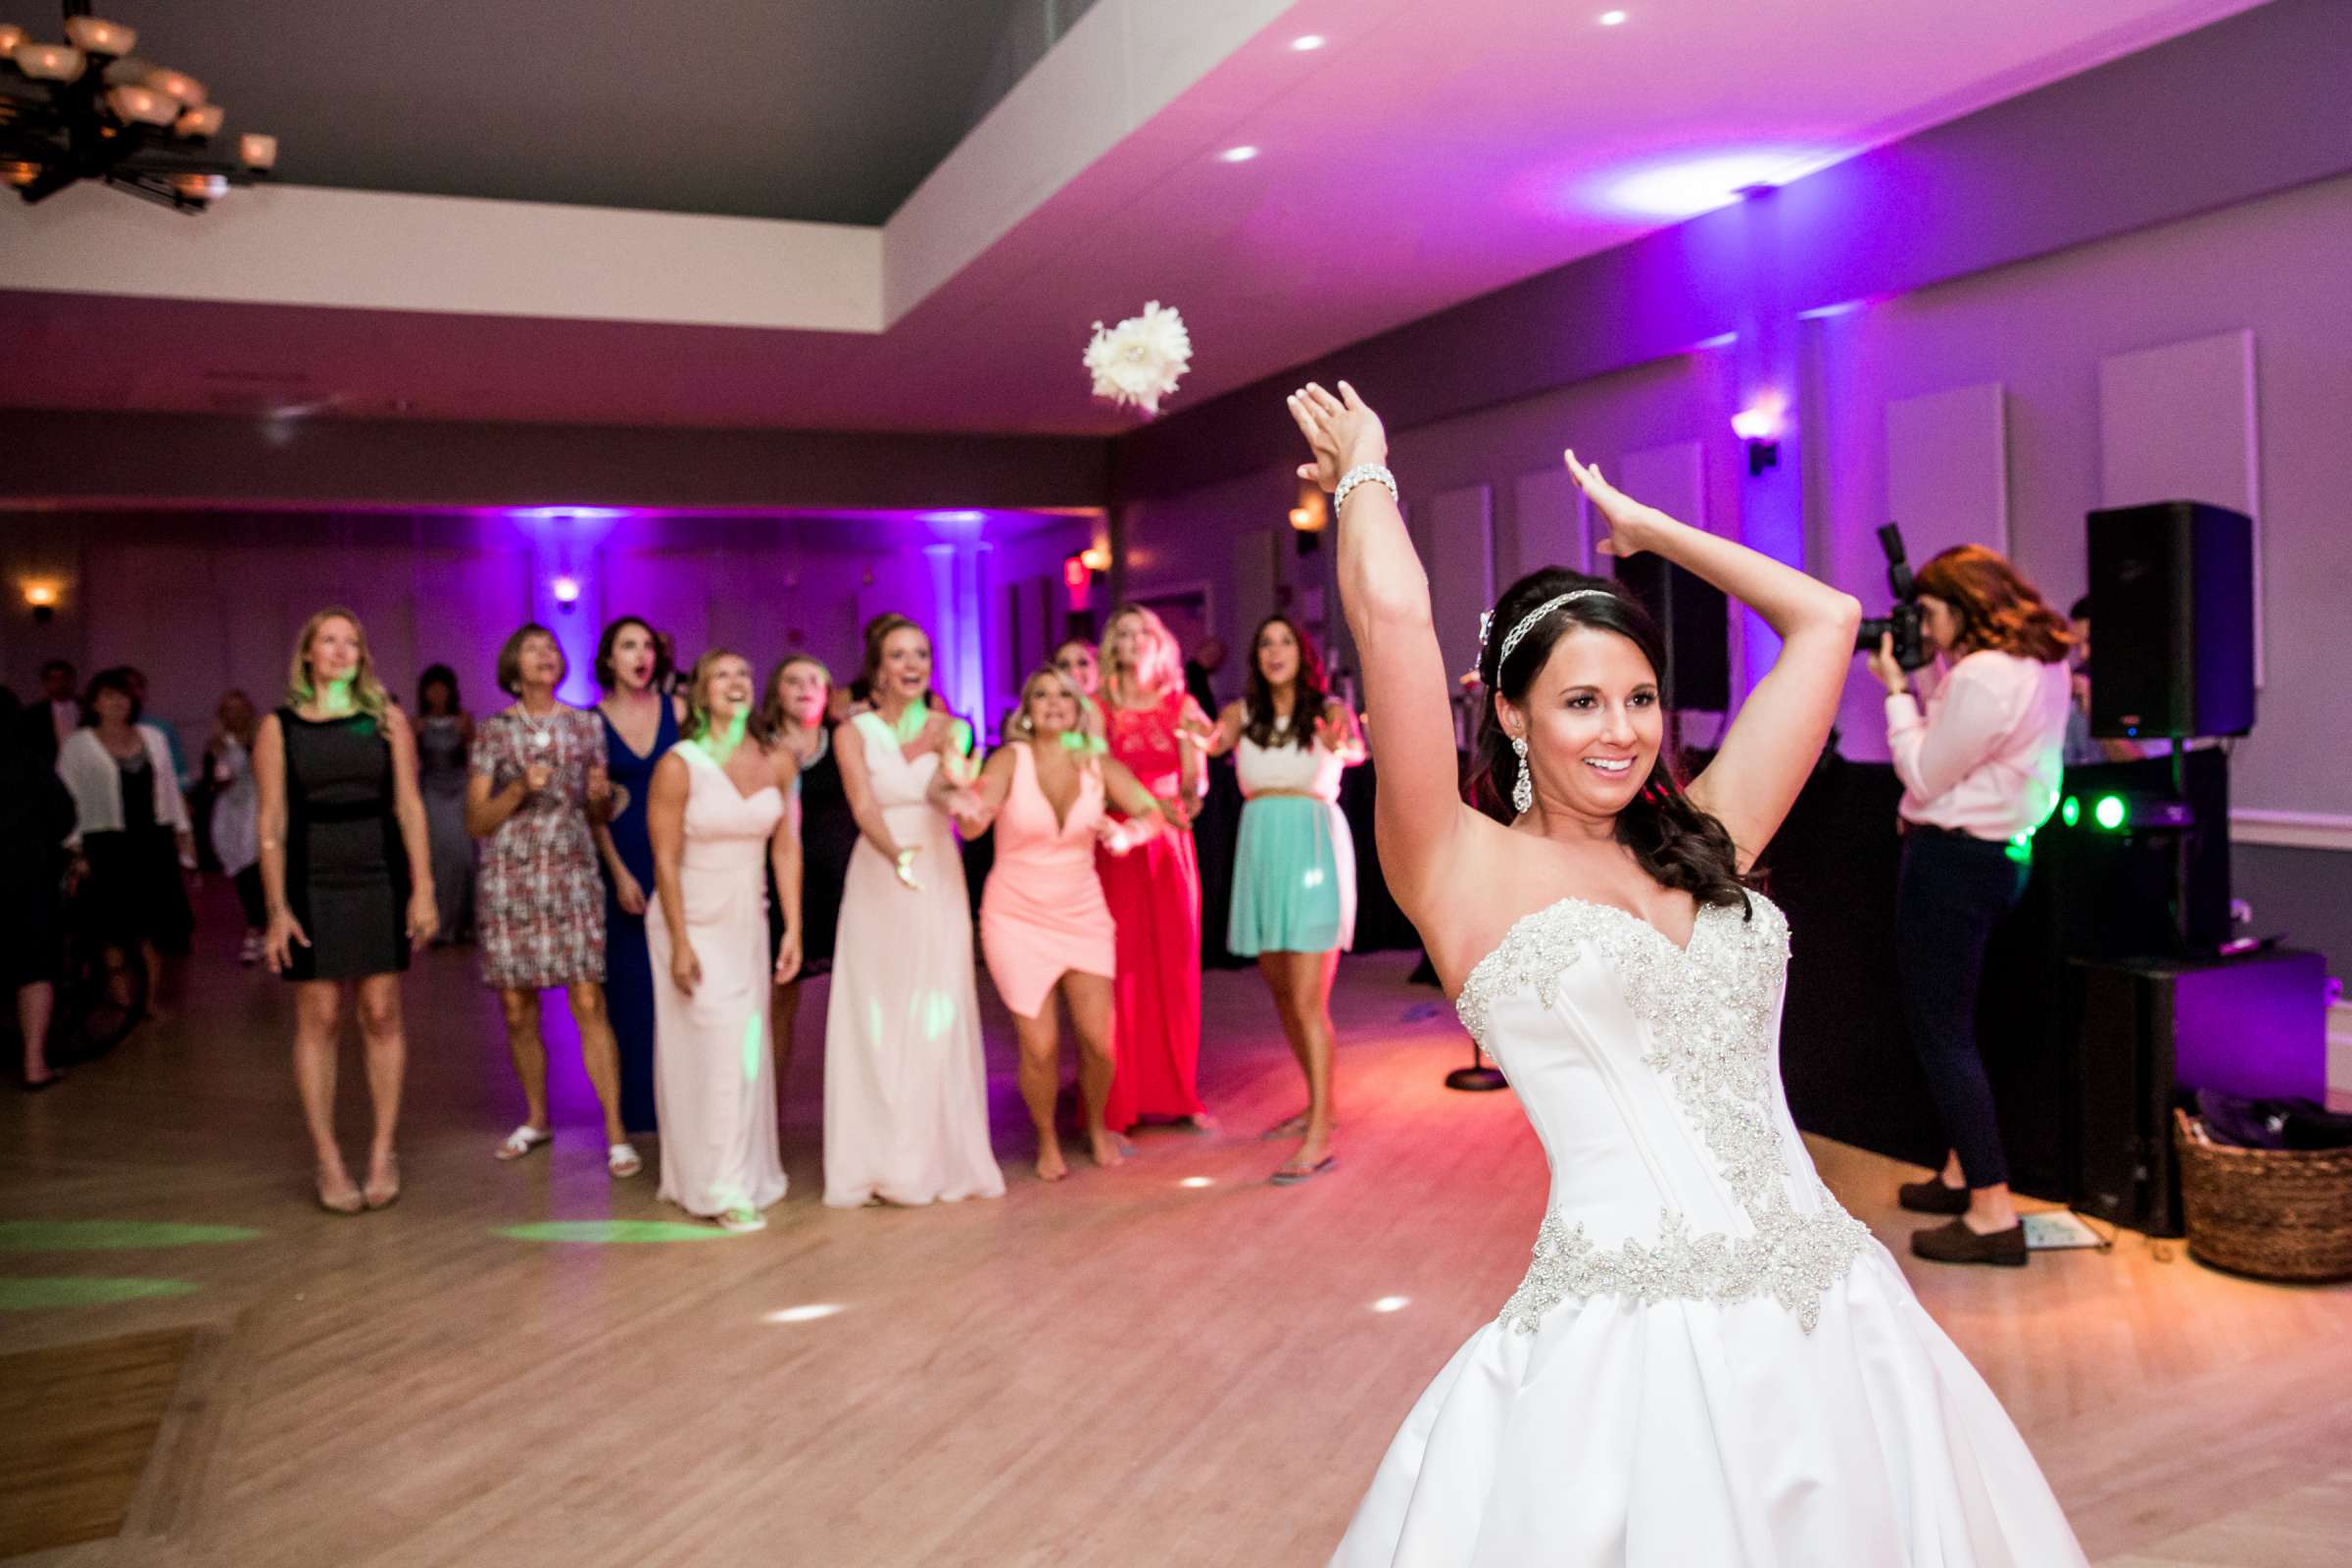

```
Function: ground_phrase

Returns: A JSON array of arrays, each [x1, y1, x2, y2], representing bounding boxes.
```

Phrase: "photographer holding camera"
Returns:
[[1864, 544, 2074, 1267]]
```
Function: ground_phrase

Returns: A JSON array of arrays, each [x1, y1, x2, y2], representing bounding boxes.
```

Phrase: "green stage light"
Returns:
[[0, 1220, 264, 1252], [2060, 796, 2080, 827], [2093, 795, 2129, 831], [0, 1278, 200, 1310], [494, 1221, 733, 1245]]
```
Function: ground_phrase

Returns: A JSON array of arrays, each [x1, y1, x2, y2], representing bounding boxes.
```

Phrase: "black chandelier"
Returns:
[[1, 2, 277, 212]]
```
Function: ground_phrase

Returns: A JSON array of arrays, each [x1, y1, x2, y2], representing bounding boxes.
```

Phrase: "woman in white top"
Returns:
[[1193, 613, 1365, 1184], [1865, 545, 2075, 1266], [56, 666, 194, 1019]]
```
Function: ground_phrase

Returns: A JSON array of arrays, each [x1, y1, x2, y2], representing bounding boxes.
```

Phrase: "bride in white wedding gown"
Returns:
[[1287, 381, 2084, 1566]]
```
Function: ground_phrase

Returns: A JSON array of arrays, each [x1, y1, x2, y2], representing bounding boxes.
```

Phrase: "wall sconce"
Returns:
[[551, 574, 582, 612], [24, 581, 61, 624], [1079, 543, 1112, 573], [1288, 506, 1319, 532], [1731, 406, 1782, 475], [1063, 552, 1101, 612]]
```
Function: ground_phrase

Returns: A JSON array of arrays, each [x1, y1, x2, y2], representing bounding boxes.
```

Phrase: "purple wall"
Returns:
[[1112, 0, 2352, 972], [0, 510, 1095, 753]]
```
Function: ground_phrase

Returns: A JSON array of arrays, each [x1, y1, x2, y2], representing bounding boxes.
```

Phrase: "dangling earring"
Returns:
[[1510, 734, 1533, 814]]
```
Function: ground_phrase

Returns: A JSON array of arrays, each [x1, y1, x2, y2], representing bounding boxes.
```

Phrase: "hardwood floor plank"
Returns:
[[5, 912, 2347, 1565]]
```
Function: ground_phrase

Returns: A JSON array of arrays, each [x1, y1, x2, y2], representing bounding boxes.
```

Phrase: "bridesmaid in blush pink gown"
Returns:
[[644, 651, 799, 1233], [1098, 604, 1215, 1134], [956, 665, 1166, 1181], [822, 615, 1004, 1208]]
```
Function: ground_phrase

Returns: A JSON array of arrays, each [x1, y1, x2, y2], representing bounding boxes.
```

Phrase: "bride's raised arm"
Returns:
[[1288, 381, 1469, 918], [1561, 451, 1860, 870]]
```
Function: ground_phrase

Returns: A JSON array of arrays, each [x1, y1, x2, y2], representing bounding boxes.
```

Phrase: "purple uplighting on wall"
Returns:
[[512, 510, 620, 706]]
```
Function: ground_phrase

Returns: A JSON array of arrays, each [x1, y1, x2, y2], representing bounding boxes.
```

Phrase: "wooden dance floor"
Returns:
[[5, 896, 2349, 1566]]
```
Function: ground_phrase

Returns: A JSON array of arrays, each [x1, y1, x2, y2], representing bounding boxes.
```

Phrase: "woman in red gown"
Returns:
[[1097, 605, 1214, 1134]]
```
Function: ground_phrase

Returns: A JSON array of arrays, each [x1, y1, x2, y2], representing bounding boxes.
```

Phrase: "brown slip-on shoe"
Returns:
[[1898, 1178, 1971, 1216], [1910, 1217, 2029, 1266]]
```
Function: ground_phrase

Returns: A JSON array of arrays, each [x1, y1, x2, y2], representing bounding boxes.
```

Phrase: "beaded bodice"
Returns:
[[1454, 892, 1869, 1334]]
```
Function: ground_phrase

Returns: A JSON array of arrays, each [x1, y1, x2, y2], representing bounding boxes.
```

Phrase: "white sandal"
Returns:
[[716, 1206, 766, 1233], [608, 1142, 644, 1179], [494, 1125, 551, 1161]]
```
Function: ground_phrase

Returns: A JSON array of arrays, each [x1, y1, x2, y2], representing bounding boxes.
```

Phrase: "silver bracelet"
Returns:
[[1333, 463, 1398, 514]]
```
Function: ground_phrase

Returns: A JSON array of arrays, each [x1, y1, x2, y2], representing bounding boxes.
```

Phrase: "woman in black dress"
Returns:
[[2, 687, 75, 1089], [256, 608, 438, 1213], [760, 654, 857, 1091]]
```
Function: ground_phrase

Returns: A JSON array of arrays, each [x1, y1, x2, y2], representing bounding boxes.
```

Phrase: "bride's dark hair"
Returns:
[[1471, 566, 1750, 914]]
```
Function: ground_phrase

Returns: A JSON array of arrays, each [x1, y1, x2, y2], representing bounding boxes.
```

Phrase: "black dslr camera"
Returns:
[[1855, 522, 1931, 671]]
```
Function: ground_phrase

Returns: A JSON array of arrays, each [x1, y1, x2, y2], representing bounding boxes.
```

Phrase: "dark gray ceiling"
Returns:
[[83, 0, 1060, 222]]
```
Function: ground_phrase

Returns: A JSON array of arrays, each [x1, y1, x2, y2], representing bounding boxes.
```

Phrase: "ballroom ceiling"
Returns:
[[0, 0, 2274, 438], [50, 0, 1051, 223]]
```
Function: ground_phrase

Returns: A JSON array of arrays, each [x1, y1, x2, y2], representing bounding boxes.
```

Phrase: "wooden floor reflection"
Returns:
[[5, 904, 2347, 1566]]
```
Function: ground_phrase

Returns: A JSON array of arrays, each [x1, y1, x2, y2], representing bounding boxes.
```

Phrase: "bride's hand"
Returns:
[[1563, 448, 1659, 559], [1287, 380, 1388, 492]]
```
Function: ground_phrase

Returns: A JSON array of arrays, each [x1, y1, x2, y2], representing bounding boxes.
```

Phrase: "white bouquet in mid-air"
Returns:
[[1084, 301, 1192, 416]]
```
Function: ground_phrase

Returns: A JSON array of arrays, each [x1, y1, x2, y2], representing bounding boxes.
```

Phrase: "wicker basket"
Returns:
[[2174, 1108, 2352, 1284]]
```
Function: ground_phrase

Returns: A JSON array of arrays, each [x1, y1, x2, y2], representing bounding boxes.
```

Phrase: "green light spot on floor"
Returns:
[[0, 1220, 265, 1252], [493, 1221, 729, 1245], [0, 1278, 201, 1310]]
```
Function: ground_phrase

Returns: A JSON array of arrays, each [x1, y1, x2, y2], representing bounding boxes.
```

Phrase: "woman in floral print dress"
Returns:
[[467, 623, 641, 1179]]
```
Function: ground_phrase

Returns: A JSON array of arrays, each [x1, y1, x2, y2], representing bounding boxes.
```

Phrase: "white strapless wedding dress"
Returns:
[[1332, 893, 2085, 1567]]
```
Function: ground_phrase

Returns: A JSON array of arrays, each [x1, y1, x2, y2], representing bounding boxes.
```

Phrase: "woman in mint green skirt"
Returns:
[[1193, 613, 1364, 1186]]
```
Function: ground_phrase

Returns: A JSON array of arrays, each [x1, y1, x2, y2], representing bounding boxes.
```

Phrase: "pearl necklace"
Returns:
[[515, 702, 559, 752]]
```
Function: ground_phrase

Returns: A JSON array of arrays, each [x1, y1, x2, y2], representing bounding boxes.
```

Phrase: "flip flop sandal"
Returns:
[[494, 1125, 551, 1161], [1270, 1154, 1338, 1187]]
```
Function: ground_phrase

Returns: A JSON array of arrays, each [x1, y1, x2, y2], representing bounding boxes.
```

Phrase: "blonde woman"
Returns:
[[1096, 604, 1214, 1133], [254, 609, 437, 1212], [955, 665, 1165, 1180], [646, 650, 800, 1232]]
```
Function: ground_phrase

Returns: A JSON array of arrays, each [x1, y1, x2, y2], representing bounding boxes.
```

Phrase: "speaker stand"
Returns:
[[1445, 1041, 1508, 1092]]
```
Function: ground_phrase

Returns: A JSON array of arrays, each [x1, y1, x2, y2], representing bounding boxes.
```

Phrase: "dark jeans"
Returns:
[[1896, 828, 2032, 1190]]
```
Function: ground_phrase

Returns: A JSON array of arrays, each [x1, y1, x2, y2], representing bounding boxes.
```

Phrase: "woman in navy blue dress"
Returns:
[[591, 616, 682, 1136]]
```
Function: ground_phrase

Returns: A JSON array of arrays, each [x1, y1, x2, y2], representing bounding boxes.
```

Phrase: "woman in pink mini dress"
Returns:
[[956, 665, 1165, 1181]]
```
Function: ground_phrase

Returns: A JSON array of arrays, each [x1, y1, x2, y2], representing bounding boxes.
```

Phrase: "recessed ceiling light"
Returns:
[[1600, 10, 1629, 24], [1218, 145, 1259, 164], [1290, 34, 1327, 51], [1371, 1296, 1411, 1313], [1179, 1176, 1214, 1188]]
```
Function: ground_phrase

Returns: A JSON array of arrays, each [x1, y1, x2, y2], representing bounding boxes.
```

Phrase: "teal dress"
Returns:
[[602, 701, 677, 1133]]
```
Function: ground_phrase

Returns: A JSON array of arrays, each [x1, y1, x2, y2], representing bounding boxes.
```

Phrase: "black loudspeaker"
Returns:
[[2070, 947, 2328, 1238], [1612, 555, 1730, 710], [2087, 501, 2255, 740]]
